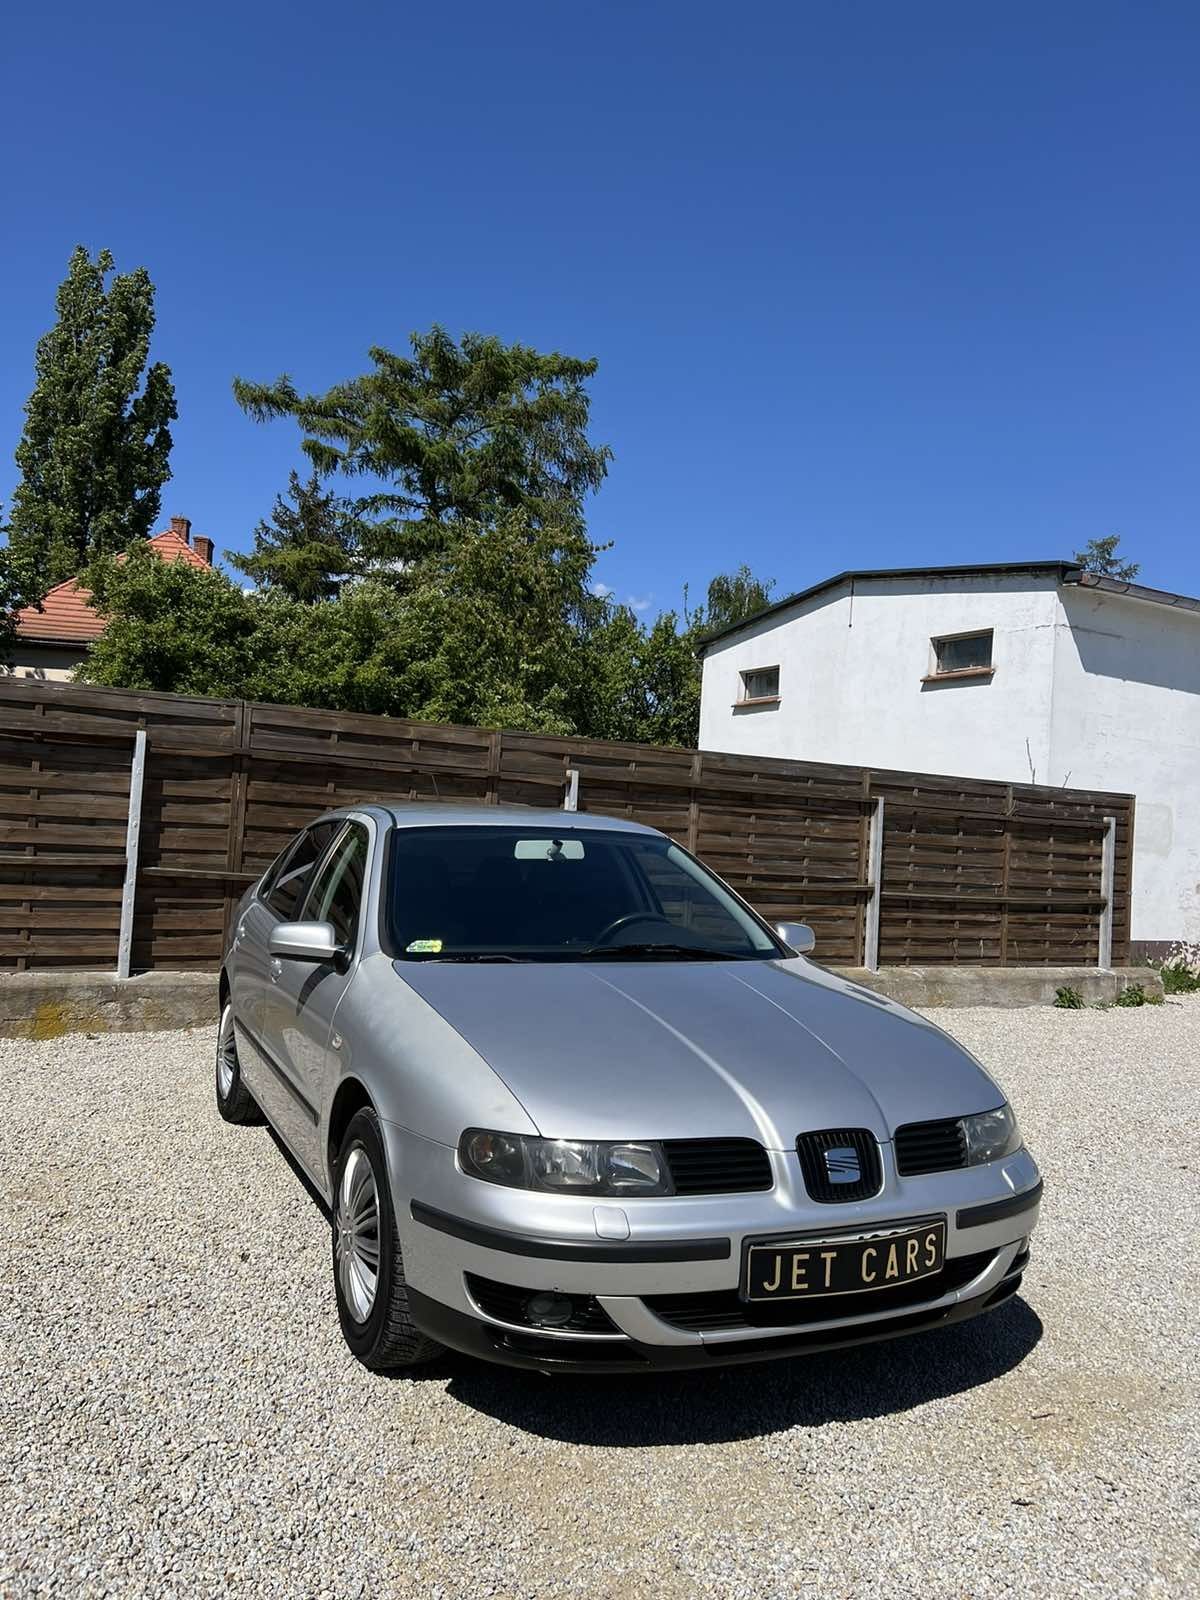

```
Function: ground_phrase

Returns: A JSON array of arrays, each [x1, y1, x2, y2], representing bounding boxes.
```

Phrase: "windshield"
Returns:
[[386, 825, 781, 962]]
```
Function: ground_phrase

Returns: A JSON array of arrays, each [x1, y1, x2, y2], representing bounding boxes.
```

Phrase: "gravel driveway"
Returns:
[[2, 998, 1197, 1599]]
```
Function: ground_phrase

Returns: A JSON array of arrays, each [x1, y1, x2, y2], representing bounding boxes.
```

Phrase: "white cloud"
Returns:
[[628, 594, 652, 614], [590, 580, 614, 599]]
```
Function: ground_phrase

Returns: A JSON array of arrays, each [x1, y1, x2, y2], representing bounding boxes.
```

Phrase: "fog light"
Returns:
[[524, 1292, 574, 1328]]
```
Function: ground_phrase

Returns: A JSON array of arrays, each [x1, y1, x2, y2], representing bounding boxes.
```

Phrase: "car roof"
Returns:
[[349, 800, 662, 836]]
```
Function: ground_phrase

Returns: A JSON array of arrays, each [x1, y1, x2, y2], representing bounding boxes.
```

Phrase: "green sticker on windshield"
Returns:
[[406, 938, 443, 953]]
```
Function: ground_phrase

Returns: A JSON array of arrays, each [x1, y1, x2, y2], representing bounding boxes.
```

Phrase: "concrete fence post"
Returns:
[[116, 728, 147, 981], [563, 768, 580, 812], [1098, 815, 1116, 971], [864, 797, 885, 972]]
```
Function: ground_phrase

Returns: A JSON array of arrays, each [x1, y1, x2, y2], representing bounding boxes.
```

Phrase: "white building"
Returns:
[[698, 561, 1200, 953]]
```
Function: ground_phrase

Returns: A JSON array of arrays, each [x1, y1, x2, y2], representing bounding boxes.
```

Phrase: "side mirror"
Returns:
[[775, 921, 816, 955], [269, 920, 342, 963]]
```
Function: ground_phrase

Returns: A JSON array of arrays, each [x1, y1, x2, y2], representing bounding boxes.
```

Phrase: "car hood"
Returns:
[[394, 958, 1002, 1146]]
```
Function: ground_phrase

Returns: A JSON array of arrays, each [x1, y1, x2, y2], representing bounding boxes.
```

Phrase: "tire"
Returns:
[[215, 1000, 265, 1125], [332, 1107, 443, 1371]]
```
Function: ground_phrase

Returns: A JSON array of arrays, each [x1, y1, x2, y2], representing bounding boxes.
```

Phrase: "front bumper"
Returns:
[[407, 1253, 1028, 1372], [391, 1124, 1042, 1374]]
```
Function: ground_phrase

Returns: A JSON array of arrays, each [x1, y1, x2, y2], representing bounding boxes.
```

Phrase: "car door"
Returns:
[[263, 820, 370, 1178], [237, 820, 342, 1153]]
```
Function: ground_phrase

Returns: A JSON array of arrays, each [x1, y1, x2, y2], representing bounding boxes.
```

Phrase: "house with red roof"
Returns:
[[5, 516, 214, 681]]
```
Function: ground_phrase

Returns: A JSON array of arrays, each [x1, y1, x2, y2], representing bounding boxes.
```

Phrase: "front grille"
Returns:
[[795, 1128, 882, 1203], [895, 1117, 967, 1176], [645, 1250, 996, 1332], [465, 1274, 617, 1333], [662, 1137, 773, 1195]]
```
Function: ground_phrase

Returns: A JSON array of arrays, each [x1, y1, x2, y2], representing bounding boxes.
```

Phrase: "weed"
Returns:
[[1054, 986, 1085, 1009], [1112, 983, 1150, 1007]]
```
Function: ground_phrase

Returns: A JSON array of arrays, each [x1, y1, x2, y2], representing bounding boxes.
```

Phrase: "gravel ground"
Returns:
[[2, 999, 1198, 1600]]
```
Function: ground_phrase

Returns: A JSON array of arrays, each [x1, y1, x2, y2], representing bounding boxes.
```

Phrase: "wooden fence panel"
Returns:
[[0, 679, 1136, 972]]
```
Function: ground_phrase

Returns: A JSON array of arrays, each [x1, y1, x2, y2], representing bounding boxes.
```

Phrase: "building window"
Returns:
[[737, 665, 780, 704], [929, 630, 994, 679]]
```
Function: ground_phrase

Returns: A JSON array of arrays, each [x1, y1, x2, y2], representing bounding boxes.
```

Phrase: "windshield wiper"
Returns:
[[583, 942, 754, 962], [424, 952, 525, 963]]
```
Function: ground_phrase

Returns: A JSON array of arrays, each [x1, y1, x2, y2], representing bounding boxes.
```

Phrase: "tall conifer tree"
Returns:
[[233, 327, 611, 569], [229, 471, 360, 601], [8, 246, 176, 598]]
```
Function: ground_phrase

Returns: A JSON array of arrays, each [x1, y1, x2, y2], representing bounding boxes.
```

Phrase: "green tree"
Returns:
[[699, 564, 776, 633], [364, 514, 597, 732], [1073, 535, 1139, 580], [578, 602, 702, 747], [228, 471, 361, 601], [81, 541, 262, 697], [0, 506, 27, 665], [232, 327, 611, 567], [81, 513, 600, 732], [7, 246, 176, 600]]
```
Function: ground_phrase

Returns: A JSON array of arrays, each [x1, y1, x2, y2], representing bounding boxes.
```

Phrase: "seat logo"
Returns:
[[824, 1145, 861, 1184]]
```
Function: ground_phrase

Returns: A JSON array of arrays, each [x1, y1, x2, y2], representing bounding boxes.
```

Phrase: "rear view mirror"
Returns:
[[775, 922, 816, 955], [269, 921, 341, 963], [514, 838, 585, 861]]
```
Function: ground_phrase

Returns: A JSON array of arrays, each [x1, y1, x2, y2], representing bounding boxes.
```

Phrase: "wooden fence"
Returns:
[[0, 677, 1134, 972]]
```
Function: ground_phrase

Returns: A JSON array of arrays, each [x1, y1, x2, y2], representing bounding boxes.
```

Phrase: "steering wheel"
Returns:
[[591, 911, 674, 947]]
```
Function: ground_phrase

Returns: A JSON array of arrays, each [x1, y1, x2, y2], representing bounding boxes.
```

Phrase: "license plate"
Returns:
[[742, 1220, 946, 1302]]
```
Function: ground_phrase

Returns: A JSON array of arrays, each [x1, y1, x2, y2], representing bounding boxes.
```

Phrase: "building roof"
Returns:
[[698, 560, 1200, 651], [145, 526, 212, 571], [13, 575, 108, 645], [13, 524, 213, 648]]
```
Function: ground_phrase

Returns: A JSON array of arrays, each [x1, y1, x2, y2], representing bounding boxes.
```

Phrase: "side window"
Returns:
[[301, 823, 369, 949], [257, 842, 295, 903], [264, 821, 341, 921]]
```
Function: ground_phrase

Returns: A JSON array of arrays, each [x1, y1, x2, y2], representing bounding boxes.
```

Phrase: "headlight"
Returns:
[[960, 1103, 1022, 1165], [459, 1129, 670, 1195]]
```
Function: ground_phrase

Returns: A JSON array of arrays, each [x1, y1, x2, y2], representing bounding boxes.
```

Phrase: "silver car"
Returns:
[[218, 802, 1042, 1374]]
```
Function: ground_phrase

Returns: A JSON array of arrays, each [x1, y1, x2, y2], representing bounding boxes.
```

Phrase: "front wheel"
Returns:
[[215, 1001, 264, 1125], [332, 1108, 443, 1371]]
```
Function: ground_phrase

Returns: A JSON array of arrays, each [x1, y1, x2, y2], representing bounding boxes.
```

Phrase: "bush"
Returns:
[[1054, 986, 1085, 1009]]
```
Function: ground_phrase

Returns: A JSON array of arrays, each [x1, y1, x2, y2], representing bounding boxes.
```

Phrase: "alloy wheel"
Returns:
[[335, 1143, 381, 1322], [216, 1004, 237, 1098]]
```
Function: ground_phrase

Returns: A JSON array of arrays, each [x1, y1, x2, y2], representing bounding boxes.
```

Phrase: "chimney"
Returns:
[[193, 534, 214, 566], [169, 515, 192, 544]]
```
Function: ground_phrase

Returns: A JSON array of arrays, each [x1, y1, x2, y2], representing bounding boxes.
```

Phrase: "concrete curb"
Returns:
[[0, 963, 1164, 1039], [0, 971, 217, 1039], [840, 965, 1164, 1008]]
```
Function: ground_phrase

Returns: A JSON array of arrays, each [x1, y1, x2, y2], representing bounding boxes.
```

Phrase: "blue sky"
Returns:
[[2, 1, 1197, 614]]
